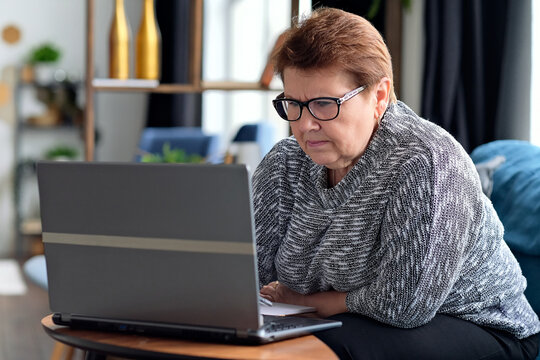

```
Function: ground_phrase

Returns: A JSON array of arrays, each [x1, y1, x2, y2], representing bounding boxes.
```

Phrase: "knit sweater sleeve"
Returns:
[[252, 141, 291, 286], [346, 148, 482, 328]]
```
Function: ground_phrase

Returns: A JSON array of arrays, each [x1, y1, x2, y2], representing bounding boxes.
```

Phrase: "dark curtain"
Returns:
[[312, 1, 386, 37], [145, 0, 202, 128], [422, 0, 509, 153]]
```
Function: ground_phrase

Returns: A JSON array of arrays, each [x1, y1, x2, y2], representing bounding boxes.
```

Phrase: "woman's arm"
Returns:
[[252, 141, 293, 286], [345, 151, 483, 328]]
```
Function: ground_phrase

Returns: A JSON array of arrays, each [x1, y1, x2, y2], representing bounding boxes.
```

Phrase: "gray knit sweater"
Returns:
[[252, 101, 540, 339]]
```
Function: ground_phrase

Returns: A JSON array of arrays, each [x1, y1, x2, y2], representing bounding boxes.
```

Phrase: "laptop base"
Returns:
[[53, 313, 341, 345]]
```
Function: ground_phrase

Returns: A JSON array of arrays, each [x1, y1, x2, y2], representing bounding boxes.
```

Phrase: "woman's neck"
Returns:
[[327, 166, 351, 187]]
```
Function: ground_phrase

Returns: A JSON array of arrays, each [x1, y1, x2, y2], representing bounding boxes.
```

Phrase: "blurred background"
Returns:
[[0, 0, 539, 358]]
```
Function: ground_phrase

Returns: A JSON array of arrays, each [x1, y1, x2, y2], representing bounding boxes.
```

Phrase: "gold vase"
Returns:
[[135, 0, 161, 80], [109, 0, 131, 79]]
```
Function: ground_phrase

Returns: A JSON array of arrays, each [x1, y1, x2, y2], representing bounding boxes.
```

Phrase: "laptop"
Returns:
[[37, 161, 341, 344]]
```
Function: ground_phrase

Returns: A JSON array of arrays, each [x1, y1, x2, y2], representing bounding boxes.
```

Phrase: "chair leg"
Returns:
[[64, 345, 75, 359]]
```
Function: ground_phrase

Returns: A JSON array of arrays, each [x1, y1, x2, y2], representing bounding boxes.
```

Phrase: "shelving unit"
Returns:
[[13, 80, 84, 256], [91, 80, 271, 93], [84, 0, 297, 161]]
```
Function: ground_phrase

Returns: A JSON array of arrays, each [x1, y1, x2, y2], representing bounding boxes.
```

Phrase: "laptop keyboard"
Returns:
[[262, 315, 316, 333]]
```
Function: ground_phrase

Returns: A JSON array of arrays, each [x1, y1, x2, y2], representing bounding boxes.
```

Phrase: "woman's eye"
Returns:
[[313, 100, 334, 108], [286, 101, 300, 108]]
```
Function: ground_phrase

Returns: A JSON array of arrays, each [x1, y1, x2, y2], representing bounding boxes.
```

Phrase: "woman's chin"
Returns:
[[308, 154, 338, 168]]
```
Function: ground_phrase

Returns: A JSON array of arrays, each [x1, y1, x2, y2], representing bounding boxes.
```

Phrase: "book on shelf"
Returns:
[[92, 78, 160, 88]]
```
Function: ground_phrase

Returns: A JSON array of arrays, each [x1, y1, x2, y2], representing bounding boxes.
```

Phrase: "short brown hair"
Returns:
[[273, 8, 396, 103]]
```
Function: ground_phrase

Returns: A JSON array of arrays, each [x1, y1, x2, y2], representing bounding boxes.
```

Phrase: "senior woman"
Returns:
[[254, 7, 540, 360]]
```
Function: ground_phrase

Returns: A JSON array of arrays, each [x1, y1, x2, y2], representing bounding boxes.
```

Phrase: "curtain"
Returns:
[[421, 0, 510, 153], [312, 1, 386, 37], [145, 0, 202, 128]]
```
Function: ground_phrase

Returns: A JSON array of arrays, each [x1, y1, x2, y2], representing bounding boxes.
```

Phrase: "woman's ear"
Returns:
[[373, 77, 391, 120], [376, 77, 391, 107]]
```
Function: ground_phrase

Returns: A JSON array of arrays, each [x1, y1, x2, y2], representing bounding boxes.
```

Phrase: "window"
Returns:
[[531, 0, 540, 146], [202, 0, 311, 150]]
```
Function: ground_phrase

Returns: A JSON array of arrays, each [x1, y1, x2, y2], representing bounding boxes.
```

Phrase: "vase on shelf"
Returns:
[[109, 0, 131, 79], [135, 0, 161, 80]]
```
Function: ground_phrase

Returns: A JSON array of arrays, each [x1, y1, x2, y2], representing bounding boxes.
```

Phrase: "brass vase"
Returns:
[[108, 0, 131, 79], [135, 0, 161, 80]]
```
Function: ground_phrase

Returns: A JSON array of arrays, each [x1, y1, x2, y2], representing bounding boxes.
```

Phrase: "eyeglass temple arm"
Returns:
[[338, 86, 365, 104]]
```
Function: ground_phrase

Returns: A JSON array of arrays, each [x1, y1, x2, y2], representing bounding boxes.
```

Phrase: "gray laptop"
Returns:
[[37, 161, 341, 344]]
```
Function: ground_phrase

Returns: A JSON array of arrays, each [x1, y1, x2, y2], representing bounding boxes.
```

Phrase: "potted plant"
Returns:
[[27, 42, 62, 84], [141, 143, 204, 163], [44, 145, 78, 161]]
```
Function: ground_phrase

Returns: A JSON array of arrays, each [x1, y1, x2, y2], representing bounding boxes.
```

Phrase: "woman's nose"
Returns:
[[296, 108, 321, 132]]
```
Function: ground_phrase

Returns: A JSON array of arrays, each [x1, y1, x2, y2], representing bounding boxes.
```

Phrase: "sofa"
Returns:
[[471, 140, 540, 357]]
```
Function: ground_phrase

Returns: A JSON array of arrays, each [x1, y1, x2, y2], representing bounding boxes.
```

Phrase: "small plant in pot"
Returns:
[[44, 145, 78, 161], [141, 143, 205, 163], [27, 43, 62, 84]]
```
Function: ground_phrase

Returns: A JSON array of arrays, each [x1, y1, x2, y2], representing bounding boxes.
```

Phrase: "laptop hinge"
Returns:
[[52, 313, 72, 325]]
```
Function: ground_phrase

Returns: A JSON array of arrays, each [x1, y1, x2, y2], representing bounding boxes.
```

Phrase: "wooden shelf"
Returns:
[[92, 80, 282, 93], [201, 81, 281, 92], [18, 123, 81, 131], [93, 83, 198, 93], [84, 0, 294, 160]]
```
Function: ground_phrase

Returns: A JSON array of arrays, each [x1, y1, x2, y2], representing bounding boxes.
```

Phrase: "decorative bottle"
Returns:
[[109, 0, 131, 79], [135, 0, 161, 80]]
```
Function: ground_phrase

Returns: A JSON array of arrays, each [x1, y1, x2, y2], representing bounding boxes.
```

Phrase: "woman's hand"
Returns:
[[260, 281, 303, 305], [260, 281, 348, 318]]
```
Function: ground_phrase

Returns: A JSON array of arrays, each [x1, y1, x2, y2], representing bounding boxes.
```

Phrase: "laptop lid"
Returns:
[[37, 161, 262, 332]]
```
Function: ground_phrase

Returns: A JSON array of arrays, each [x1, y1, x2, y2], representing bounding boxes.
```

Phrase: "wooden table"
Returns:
[[41, 315, 338, 360]]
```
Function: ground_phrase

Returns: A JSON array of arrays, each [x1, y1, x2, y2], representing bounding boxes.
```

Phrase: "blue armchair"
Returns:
[[232, 123, 275, 158], [228, 123, 276, 171], [137, 127, 220, 162]]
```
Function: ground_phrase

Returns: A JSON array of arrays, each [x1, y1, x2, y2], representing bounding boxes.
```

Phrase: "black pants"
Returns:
[[315, 313, 539, 360]]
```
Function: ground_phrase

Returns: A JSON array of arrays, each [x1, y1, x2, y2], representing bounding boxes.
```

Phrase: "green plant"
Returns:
[[29, 43, 61, 64], [366, 0, 412, 20], [141, 143, 204, 163], [44, 146, 78, 160]]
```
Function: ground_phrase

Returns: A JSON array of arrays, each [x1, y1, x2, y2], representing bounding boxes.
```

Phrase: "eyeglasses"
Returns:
[[272, 85, 366, 122]]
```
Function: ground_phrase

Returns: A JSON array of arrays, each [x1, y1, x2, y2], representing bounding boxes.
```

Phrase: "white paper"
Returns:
[[260, 302, 316, 316]]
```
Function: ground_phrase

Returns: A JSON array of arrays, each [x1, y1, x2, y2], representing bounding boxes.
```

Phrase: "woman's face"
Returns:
[[284, 67, 381, 171]]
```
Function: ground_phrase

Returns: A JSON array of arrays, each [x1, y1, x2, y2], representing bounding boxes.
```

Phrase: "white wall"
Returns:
[[0, 0, 85, 79], [0, 0, 147, 255]]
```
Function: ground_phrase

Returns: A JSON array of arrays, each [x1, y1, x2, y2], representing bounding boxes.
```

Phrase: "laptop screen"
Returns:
[[38, 162, 262, 331]]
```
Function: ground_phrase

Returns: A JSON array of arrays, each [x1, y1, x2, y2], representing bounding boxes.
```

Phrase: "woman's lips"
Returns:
[[306, 140, 329, 147]]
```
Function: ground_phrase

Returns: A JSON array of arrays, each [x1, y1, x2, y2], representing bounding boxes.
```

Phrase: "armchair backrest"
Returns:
[[137, 127, 220, 161]]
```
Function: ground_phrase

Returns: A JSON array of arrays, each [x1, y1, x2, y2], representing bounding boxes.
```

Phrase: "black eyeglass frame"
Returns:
[[272, 85, 366, 122]]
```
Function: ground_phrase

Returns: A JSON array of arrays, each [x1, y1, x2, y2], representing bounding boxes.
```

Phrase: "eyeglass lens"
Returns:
[[275, 98, 339, 121]]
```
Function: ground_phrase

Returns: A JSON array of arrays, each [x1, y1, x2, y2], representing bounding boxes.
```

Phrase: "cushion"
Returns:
[[511, 250, 540, 315], [470, 140, 540, 256], [23, 255, 48, 290]]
